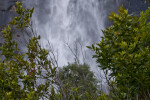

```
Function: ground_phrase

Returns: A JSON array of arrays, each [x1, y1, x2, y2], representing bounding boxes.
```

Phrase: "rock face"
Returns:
[[0, 0, 148, 27], [0, 0, 21, 28], [124, 0, 148, 15], [105, 0, 148, 27], [0, 0, 22, 47], [0, 0, 16, 11]]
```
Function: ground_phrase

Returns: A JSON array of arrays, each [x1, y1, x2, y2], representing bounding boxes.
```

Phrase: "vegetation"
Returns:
[[0, 1, 150, 100], [89, 6, 150, 99], [0, 1, 56, 99], [56, 63, 98, 99], [0, 1, 103, 100]]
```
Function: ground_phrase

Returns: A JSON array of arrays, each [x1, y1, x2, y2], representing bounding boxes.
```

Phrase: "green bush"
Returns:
[[1, 1, 150, 100], [89, 6, 150, 99], [0, 2, 56, 99], [57, 63, 99, 99]]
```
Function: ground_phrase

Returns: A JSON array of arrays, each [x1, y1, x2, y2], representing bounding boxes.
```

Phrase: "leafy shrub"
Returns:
[[89, 6, 150, 99], [57, 63, 98, 99], [0, 2, 56, 99]]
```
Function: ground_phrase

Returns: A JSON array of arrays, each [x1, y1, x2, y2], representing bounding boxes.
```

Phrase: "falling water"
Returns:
[[23, 0, 122, 67]]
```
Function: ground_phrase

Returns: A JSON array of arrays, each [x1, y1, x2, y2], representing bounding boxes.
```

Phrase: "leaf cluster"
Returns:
[[89, 6, 150, 99], [0, 1, 56, 99], [58, 63, 98, 99]]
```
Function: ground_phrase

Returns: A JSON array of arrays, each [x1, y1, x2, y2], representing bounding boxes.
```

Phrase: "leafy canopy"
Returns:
[[57, 63, 98, 99], [0, 1, 56, 99], [89, 6, 150, 99]]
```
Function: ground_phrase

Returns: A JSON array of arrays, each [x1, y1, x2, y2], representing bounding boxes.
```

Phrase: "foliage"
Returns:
[[2, 1, 150, 100], [0, 1, 56, 99], [88, 6, 150, 99], [0, 1, 108, 100], [56, 63, 99, 99]]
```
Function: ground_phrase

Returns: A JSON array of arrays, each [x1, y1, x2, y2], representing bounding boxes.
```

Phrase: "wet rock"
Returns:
[[0, 0, 21, 27], [9, 5, 16, 12], [124, 0, 149, 15]]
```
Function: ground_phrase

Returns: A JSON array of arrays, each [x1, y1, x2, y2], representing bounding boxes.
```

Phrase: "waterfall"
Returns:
[[23, 0, 122, 67]]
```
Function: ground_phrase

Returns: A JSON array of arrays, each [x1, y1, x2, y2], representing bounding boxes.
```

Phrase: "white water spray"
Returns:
[[24, 0, 122, 67]]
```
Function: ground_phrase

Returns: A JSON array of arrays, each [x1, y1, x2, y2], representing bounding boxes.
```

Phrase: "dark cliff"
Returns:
[[104, 0, 149, 27], [0, 0, 21, 28], [0, 0, 148, 27], [125, 0, 148, 15]]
